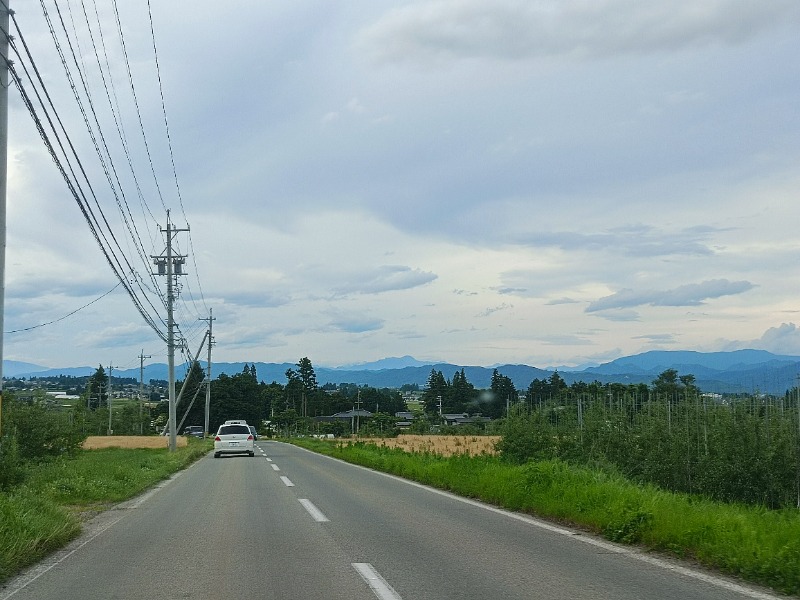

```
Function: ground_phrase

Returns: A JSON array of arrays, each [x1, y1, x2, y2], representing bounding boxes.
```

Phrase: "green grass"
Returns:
[[291, 438, 800, 596], [0, 438, 211, 584]]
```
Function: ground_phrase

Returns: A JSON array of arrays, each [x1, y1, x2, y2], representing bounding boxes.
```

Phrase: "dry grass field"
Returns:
[[358, 434, 500, 457], [82, 436, 188, 449]]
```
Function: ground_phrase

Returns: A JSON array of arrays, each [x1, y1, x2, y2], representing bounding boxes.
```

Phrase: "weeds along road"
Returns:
[[1, 442, 785, 600]]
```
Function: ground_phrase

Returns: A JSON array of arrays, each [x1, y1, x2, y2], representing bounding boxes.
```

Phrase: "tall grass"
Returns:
[[0, 440, 211, 585], [292, 438, 800, 595]]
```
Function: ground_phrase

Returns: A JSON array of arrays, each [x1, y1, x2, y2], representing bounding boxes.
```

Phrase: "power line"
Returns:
[[4, 281, 123, 333], [5, 15, 167, 339]]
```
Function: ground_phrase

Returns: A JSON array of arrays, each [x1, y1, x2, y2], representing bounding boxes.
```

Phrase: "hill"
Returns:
[[6, 350, 800, 395]]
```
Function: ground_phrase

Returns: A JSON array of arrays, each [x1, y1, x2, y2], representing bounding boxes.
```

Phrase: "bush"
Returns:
[[5, 401, 86, 462], [0, 435, 24, 490]]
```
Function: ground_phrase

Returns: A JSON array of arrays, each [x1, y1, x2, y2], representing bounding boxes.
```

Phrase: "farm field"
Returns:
[[357, 434, 500, 457], [82, 436, 188, 449]]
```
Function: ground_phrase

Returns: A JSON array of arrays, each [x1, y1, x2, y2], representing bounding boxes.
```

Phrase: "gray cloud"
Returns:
[[222, 291, 291, 308], [521, 225, 719, 258], [590, 309, 640, 322], [328, 315, 385, 334], [333, 266, 437, 296], [633, 333, 678, 344], [476, 303, 513, 318], [722, 323, 800, 355], [538, 334, 593, 346], [587, 279, 755, 312], [359, 0, 800, 64], [546, 297, 580, 306]]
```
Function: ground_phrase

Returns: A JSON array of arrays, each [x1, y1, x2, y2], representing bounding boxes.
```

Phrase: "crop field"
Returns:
[[82, 436, 188, 449], [357, 434, 500, 457]]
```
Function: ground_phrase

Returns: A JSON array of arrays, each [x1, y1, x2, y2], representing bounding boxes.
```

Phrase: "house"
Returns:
[[442, 413, 492, 426]]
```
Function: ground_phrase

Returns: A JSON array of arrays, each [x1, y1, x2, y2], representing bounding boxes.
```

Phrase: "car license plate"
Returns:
[[229, 441, 238, 446]]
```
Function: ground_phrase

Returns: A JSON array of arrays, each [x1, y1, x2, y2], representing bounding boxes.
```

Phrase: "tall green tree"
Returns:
[[450, 369, 477, 413], [422, 369, 448, 414], [87, 365, 109, 410]]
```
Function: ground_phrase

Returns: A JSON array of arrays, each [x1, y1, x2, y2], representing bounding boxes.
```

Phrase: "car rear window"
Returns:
[[218, 425, 250, 435]]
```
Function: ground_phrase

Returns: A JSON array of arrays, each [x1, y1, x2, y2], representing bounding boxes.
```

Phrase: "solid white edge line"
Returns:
[[280, 475, 295, 487], [287, 442, 783, 600], [299, 499, 330, 522], [353, 563, 402, 600], [271, 464, 281, 471]]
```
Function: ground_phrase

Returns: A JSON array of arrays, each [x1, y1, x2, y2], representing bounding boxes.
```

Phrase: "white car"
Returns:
[[213, 423, 255, 458]]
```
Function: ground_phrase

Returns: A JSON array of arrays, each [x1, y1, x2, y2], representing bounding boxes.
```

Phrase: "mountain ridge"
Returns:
[[5, 349, 799, 394]]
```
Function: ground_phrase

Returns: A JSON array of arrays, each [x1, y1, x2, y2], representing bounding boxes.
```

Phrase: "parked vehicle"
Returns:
[[213, 423, 255, 458], [248, 425, 259, 441], [183, 425, 204, 438]]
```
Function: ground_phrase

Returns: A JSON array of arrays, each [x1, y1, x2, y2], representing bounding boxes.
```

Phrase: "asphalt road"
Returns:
[[1, 441, 788, 600]]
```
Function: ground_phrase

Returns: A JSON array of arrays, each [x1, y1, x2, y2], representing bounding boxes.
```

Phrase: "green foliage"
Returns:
[[87, 365, 109, 410], [0, 435, 24, 490], [4, 400, 86, 462], [499, 370, 800, 509]]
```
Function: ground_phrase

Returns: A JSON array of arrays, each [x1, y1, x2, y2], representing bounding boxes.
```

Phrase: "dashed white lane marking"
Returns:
[[265, 457, 273, 462], [299, 499, 329, 522], [271, 464, 281, 471], [353, 563, 403, 600], [280, 476, 295, 487]]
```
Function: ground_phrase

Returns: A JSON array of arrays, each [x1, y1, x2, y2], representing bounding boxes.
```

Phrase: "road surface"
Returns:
[[1, 441, 787, 600]]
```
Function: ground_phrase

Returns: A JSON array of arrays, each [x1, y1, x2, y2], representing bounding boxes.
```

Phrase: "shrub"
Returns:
[[0, 435, 24, 490]]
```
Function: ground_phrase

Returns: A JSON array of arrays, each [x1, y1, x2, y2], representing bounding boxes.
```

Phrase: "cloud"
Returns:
[[587, 279, 755, 312], [222, 290, 291, 308], [476, 303, 513, 317], [723, 323, 800, 355], [546, 297, 580, 305], [494, 286, 528, 296], [590, 309, 640, 322], [633, 333, 678, 344], [333, 265, 437, 295], [327, 314, 385, 334], [538, 334, 592, 346], [521, 225, 719, 258], [358, 0, 800, 65]]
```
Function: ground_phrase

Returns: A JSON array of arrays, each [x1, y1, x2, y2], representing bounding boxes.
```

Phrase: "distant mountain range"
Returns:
[[5, 349, 800, 395]]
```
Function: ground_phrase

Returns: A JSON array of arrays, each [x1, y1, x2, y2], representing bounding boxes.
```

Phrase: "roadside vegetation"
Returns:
[[0, 439, 210, 584], [292, 437, 800, 596], [0, 389, 211, 584]]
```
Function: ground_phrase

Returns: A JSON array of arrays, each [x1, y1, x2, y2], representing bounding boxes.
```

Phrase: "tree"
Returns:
[[87, 366, 109, 410], [450, 369, 477, 413], [488, 369, 516, 419], [297, 357, 317, 392], [422, 369, 448, 414]]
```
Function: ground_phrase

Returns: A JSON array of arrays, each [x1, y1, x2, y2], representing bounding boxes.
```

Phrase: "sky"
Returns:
[[4, 0, 800, 373]]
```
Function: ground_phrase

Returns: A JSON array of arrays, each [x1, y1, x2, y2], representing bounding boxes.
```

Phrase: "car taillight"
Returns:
[[247, 435, 254, 441], [215, 436, 221, 441]]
